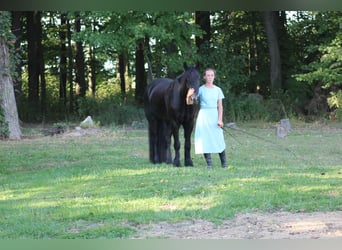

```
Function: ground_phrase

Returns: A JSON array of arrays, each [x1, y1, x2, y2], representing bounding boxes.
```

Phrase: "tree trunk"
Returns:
[[75, 13, 86, 97], [67, 18, 74, 113], [195, 11, 211, 70], [135, 38, 146, 104], [263, 11, 282, 96], [26, 11, 40, 119], [144, 36, 153, 84], [195, 11, 211, 49], [118, 53, 126, 98], [0, 37, 22, 140], [278, 11, 292, 90], [86, 45, 96, 97], [35, 11, 47, 119], [59, 13, 67, 107], [247, 12, 260, 93]]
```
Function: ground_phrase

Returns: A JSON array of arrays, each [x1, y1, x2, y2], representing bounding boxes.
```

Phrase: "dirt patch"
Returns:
[[133, 211, 342, 239]]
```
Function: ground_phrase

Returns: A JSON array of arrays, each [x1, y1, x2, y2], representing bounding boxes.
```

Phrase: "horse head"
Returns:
[[182, 62, 200, 105]]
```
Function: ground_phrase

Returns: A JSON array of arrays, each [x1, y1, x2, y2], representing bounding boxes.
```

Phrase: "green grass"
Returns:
[[0, 121, 342, 238]]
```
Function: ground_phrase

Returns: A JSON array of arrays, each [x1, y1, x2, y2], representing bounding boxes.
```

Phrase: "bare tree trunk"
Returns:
[[118, 53, 126, 98], [67, 18, 74, 113], [247, 12, 260, 93], [75, 13, 86, 97], [195, 11, 211, 69], [59, 13, 67, 107], [0, 37, 21, 140], [86, 45, 96, 97], [35, 11, 47, 120], [26, 11, 40, 119], [195, 11, 211, 49], [135, 38, 146, 104], [263, 11, 282, 96]]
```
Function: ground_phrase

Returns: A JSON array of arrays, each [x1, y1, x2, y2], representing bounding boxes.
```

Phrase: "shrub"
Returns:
[[77, 95, 146, 127], [225, 93, 270, 122], [327, 90, 342, 121]]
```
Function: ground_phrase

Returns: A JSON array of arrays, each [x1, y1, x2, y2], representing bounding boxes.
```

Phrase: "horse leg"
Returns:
[[163, 122, 173, 164], [183, 123, 194, 166], [157, 121, 171, 164], [172, 124, 181, 167], [157, 120, 168, 163], [148, 119, 159, 164]]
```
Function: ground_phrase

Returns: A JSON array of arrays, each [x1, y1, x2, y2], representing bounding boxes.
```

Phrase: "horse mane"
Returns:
[[176, 72, 184, 82], [176, 67, 192, 87]]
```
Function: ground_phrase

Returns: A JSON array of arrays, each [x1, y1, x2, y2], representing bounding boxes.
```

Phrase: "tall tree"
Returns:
[[195, 11, 211, 56], [26, 11, 40, 118], [25, 11, 46, 120], [66, 17, 74, 113], [84, 15, 98, 97], [263, 11, 282, 95], [74, 12, 86, 97], [246, 11, 262, 93], [118, 52, 127, 98], [135, 38, 146, 104], [59, 12, 67, 107], [86, 45, 96, 97], [36, 11, 47, 119], [0, 11, 21, 139]]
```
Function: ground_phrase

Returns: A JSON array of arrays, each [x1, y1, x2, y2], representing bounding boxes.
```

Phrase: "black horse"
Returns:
[[144, 63, 200, 166]]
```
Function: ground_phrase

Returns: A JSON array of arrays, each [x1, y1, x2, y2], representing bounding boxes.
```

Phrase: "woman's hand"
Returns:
[[186, 88, 195, 105], [187, 88, 195, 98], [217, 120, 224, 128]]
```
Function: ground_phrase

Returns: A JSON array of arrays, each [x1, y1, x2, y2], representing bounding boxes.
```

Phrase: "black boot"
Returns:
[[203, 153, 212, 169], [219, 150, 227, 168]]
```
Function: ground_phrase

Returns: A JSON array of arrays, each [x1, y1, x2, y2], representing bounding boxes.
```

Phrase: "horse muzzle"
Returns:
[[188, 94, 198, 105]]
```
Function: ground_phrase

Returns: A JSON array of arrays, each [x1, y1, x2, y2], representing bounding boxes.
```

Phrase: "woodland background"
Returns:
[[1, 11, 342, 139]]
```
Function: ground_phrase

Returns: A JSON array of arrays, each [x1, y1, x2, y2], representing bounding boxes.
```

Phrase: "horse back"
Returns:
[[144, 78, 174, 120]]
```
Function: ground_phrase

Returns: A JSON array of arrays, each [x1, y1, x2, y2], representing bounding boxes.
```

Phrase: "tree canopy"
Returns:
[[1, 10, 342, 132]]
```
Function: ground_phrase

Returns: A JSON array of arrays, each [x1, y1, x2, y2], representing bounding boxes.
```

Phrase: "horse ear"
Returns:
[[183, 62, 188, 70]]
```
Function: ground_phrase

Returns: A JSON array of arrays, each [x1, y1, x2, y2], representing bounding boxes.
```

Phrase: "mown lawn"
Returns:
[[0, 121, 341, 238]]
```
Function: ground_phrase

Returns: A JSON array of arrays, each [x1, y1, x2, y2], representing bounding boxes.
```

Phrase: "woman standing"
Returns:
[[188, 68, 227, 168]]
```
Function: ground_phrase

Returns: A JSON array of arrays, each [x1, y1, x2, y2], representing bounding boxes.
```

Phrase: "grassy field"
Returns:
[[0, 121, 341, 239]]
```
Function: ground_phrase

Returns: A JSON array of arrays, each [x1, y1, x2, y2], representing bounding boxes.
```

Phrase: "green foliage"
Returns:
[[224, 89, 305, 123], [78, 11, 202, 75], [225, 94, 269, 122], [293, 12, 342, 90], [75, 77, 145, 126], [327, 90, 342, 121], [0, 11, 13, 42], [15, 11, 342, 124], [0, 11, 21, 81], [77, 96, 145, 126]]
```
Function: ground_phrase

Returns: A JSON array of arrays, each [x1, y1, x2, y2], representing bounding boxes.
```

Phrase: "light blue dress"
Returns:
[[194, 85, 226, 154]]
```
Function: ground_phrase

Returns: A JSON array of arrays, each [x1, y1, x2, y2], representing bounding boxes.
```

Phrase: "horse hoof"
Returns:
[[184, 160, 194, 167], [173, 160, 181, 167]]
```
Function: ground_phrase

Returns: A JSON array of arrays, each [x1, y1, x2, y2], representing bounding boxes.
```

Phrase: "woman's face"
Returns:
[[204, 70, 215, 83]]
